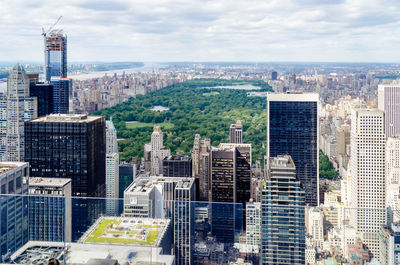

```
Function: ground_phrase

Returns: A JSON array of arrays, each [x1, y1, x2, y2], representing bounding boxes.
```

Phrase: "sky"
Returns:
[[1, 0, 400, 63]]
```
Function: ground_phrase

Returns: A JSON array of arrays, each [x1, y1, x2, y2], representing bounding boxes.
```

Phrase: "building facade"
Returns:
[[191, 134, 211, 201], [25, 114, 106, 197], [378, 223, 400, 265], [350, 108, 386, 257], [4, 64, 37, 162], [29, 82, 54, 117], [378, 84, 400, 138], [261, 155, 305, 265], [28, 177, 72, 242], [50, 78, 71, 114], [151, 126, 170, 175], [0, 162, 29, 262], [44, 30, 67, 81], [106, 153, 119, 216], [229, 120, 243, 144], [106, 119, 118, 154], [267, 92, 319, 206], [163, 155, 192, 178], [386, 136, 400, 223], [246, 200, 261, 247]]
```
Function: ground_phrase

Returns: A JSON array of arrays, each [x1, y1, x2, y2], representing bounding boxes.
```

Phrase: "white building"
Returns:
[[306, 207, 324, 249], [4, 64, 37, 161], [378, 84, 400, 138], [106, 119, 118, 154], [106, 153, 119, 215], [229, 120, 243, 144], [386, 137, 400, 223], [350, 108, 386, 257], [246, 200, 261, 247], [151, 126, 170, 175], [378, 223, 400, 265]]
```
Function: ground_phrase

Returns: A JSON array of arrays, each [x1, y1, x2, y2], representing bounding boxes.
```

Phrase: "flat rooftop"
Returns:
[[163, 155, 191, 161], [0, 162, 27, 175], [79, 216, 170, 247], [30, 114, 103, 123], [269, 155, 295, 169], [125, 175, 194, 194], [29, 177, 71, 187], [10, 241, 174, 265]]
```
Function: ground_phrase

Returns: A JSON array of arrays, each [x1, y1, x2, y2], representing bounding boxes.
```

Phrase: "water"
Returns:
[[69, 63, 163, 80]]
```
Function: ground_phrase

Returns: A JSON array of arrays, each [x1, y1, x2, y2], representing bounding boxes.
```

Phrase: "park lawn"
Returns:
[[125, 121, 174, 130]]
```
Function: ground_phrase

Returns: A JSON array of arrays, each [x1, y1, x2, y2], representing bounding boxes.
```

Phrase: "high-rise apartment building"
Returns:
[[229, 120, 243, 144], [4, 65, 37, 162], [151, 126, 170, 175], [163, 155, 192, 178], [378, 223, 400, 265], [0, 162, 29, 262], [261, 155, 305, 265], [386, 136, 400, 223], [267, 92, 319, 206], [350, 108, 386, 257], [106, 153, 119, 216], [44, 30, 67, 81], [378, 84, 400, 138], [306, 207, 324, 249], [191, 134, 211, 201], [106, 119, 118, 154], [246, 200, 261, 247], [28, 177, 72, 242], [25, 114, 106, 197], [51, 78, 71, 114]]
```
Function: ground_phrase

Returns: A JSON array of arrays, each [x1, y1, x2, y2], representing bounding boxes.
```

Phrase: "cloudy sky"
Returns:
[[1, 0, 400, 62]]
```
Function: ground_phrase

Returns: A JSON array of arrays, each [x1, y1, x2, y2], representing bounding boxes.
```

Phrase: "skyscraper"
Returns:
[[191, 134, 211, 201], [378, 84, 400, 138], [51, 78, 71, 114], [106, 119, 118, 154], [261, 155, 305, 265], [386, 136, 400, 223], [151, 126, 170, 175], [106, 153, 119, 216], [267, 92, 319, 206], [25, 114, 106, 197], [229, 120, 243, 144], [378, 223, 400, 265], [350, 108, 386, 257], [163, 155, 192, 178], [44, 30, 67, 81], [29, 82, 54, 117], [5, 64, 37, 162], [0, 162, 29, 262], [28, 177, 72, 242]]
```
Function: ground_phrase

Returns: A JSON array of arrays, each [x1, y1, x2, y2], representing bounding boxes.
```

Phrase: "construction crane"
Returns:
[[42, 16, 62, 37]]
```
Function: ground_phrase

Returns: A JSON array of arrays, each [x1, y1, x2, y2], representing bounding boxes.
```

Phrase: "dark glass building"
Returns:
[[24, 114, 106, 197], [29, 82, 54, 117], [261, 155, 305, 265], [50, 78, 71, 114], [119, 163, 136, 199], [163, 155, 192, 178], [267, 93, 319, 206]]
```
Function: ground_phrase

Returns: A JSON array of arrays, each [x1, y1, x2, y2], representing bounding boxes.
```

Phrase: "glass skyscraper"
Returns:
[[261, 155, 305, 265], [267, 92, 319, 206], [44, 30, 67, 81]]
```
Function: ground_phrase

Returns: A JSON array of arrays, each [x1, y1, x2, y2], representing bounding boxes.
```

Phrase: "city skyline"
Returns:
[[1, 0, 400, 63]]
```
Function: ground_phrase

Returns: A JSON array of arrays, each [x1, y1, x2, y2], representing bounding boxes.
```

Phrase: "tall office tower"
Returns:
[[271, 71, 278, 80], [119, 162, 136, 199], [306, 207, 324, 249], [51, 78, 71, 114], [163, 155, 192, 177], [106, 153, 119, 215], [0, 162, 29, 262], [151, 126, 170, 175], [44, 30, 67, 81], [29, 82, 53, 117], [378, 223, 400, 265], [4, 65, 37, 162], [0, 94, 6, 161], [25, 114, 106, 197], [350, 108, 386, 257], [261, 155, 305, 265], [210, 143, 251, 242], [386, 136, 400, 223], [246, 200, 261, 247], [174, 178, 195, 265], [229, 120, 243, 144], [267, 92, 319, 205], [106, 119, 118, 154], [28, 177, 72, 242], [191, 134, 211, 201], [378, 84, 400, 138]]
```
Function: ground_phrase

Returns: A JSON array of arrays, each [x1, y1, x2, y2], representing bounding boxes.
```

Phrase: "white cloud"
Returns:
[[0, 0, 400, 62]]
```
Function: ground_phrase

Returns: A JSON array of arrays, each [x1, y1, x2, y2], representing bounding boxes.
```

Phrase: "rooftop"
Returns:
[[163, 155, 191, 161], [0, 162, 27, 175], [28, 177, 71, 187], [125, 175, 194, 194], [269, 155, 295, 169], [30, 114, 103, 123]]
